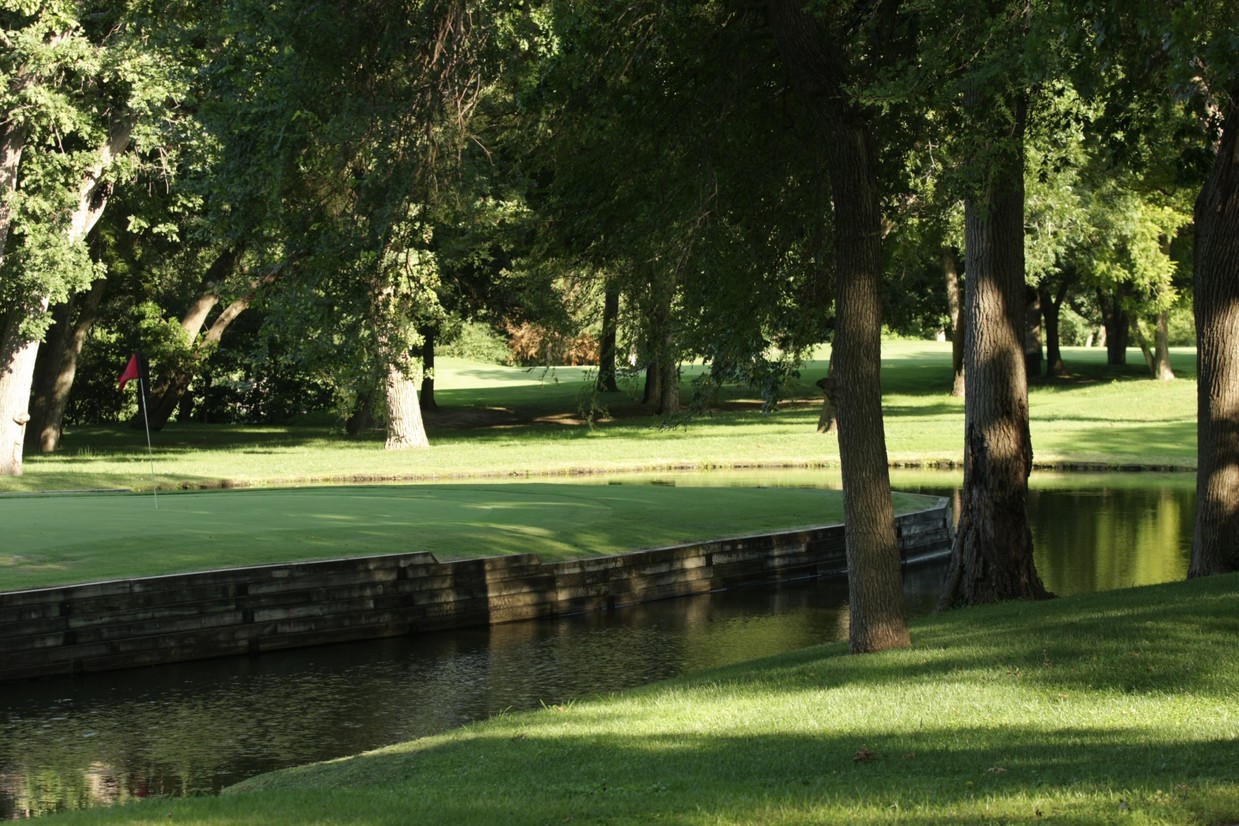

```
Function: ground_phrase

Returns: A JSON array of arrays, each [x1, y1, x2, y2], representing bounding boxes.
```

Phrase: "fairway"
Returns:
[[1, 484, 937, 593]]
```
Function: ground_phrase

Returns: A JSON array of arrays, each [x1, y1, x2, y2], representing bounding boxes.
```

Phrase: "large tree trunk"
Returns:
[[345, 392, 374, 437], [766, 0, 908, 654], [943, 247, 966, 397], [0, 124, 25, 267], [1191, 81, 1239, 578], [383, 354, 430, 450], [597, 279, 620, 393], [27, 277, 107, 452], [939, 89, 1052, 608], [0, 126, 34, 475]]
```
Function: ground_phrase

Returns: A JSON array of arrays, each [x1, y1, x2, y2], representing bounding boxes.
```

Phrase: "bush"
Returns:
[[438, 321, 512, 364], [505, 321, 599, 367]]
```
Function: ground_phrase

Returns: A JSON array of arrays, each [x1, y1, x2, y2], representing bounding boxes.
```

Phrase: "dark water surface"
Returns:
[[0, 471, 1193, 819]]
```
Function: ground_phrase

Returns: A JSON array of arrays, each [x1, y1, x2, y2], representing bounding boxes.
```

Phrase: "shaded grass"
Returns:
[[1, 342, 1198, 494], [0, 484, 936, 592], [41, 573, 1239, 825]]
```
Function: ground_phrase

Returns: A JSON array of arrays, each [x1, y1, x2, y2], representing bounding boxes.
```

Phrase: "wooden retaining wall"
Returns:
[[0, 501, 952, 683]]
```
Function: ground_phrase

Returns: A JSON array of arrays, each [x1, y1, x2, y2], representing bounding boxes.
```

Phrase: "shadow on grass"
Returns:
[[224, 727, 1238, 825], [202, 576, 1239, 826], [51, 423, 347, 457]]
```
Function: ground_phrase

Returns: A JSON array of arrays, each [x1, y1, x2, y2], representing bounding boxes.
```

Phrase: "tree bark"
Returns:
[[643, 266, 679, 415], [816, 350, 837, 434], [345, 392, 374, 437], [1040, 279, 1070, 377], [939, 89, 1052, 608], [597, 279, 620, 392], [1153, 312, 1175, 381], [1100, 297, 1129, 366], [28, 277, 108, 452], [1132, 318, 1156, 375], [0, 123, 25, 268], [1024, 286, 1042, 380], [383, 353, 430, 449], [766, 0, 908, 653], [0, 308, 44, 476], [420, 330, 438, 412], [1191, 80, 1239, 577], [943, 247, 966, 397]]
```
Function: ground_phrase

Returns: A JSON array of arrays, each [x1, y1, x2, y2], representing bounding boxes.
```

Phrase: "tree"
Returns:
[[764, 0, 910, 652], [3, 27, 109, 473], [938, 0, 1053, 606], [1068, 0, 1234, 574], [1191, 82, 1239, 575], [527, 1, 836, 423], [1, 1, 189, 475]]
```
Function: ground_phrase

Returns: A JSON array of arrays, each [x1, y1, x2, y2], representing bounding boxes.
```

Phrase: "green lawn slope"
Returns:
[[43, 573, 1239, 825]]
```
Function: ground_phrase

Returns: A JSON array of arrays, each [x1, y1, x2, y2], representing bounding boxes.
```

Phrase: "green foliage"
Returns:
[[438, 321, 512, 365], [1, 0, 196, 337], [525, 0, 835, 402]]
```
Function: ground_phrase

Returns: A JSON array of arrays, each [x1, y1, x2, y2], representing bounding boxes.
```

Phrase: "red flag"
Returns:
[[118, 354, 140, 390]]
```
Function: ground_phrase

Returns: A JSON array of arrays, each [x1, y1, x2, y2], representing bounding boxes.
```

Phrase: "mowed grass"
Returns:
[[0, 484, 935, 593], [12, 340, 1231, 826], [0, 341, 1198, 494], [42, 573, 1239, 826]]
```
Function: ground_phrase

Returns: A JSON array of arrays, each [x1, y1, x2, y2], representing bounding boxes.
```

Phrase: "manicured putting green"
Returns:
[[1, 483, 938, 592]]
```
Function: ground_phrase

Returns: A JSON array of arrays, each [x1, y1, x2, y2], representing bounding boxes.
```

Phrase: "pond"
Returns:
[[0, 470, 1194, 820]]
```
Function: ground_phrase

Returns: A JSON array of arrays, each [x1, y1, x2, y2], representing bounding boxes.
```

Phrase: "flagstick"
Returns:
[[137, 375, 158, 510]]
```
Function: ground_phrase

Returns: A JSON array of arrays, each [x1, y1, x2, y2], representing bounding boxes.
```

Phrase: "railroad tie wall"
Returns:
[[0, 500, 952, 683]]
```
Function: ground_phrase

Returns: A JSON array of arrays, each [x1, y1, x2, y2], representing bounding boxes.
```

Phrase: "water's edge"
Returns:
[[0, 503, 952, 684]]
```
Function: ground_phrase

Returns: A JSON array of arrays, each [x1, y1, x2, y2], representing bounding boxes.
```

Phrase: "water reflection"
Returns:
[[0, 471, 1193, 819], [1029, 485, 1192, 595]]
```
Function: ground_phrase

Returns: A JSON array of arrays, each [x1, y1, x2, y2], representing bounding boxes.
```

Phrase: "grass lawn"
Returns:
[[40, 573, 1239, 825], [10, 338, 1226, 826], [0, 341, 1197, 494], [0, 484, 935, 592]]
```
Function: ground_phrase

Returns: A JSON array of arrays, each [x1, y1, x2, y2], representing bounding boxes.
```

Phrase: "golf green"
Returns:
[[1, 483, 937, 592]]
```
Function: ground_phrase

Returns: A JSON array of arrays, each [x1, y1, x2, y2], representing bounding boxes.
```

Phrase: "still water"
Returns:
[[0, 471, 1194, 819]]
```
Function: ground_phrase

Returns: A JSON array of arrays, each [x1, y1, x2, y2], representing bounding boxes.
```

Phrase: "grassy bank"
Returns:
[[42, 573, 1239, 825], [1, 342, 1197, 494]]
